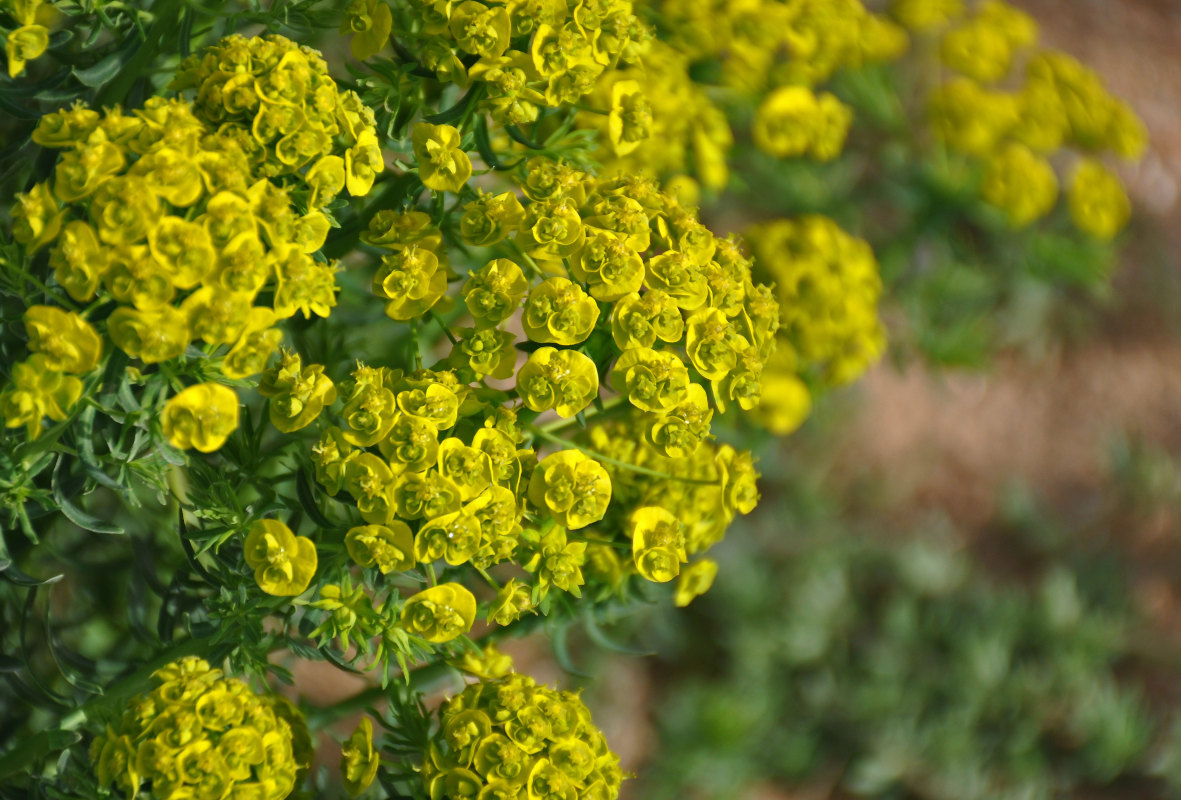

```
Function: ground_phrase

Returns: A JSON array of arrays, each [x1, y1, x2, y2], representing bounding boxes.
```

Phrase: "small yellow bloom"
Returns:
[[341, 716, 381, 796], [346, 523, 415, 574], [629, 507, 687, 583], [6, 24, 49, 78], [527, 449, 611, 530], [401, 582, 477, 643], [0, 355, 82, 439], [517, 347, 599, 419], [674, 559, 718, 607], [981, 143, 1059, 228], [161, 383, 240, 453], [243, 519, 318, 596], [107, 305, 190, 365], [412, 122, 472, 193], [607, 80, 652, 157], [1069, 158, 1131, 239], [342, 0, 393, 61], [24, 305, 102, 374]]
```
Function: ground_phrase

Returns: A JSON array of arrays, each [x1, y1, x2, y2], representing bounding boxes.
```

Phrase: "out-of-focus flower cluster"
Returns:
[[89, 656, 310, 800], [1, 33, 378, 443], [919, 0, 1144, 237], [422, 673, 624, 800], [586, 0, 905, 191], [744, 216, 884, 433], [342, 0, 650, 131]]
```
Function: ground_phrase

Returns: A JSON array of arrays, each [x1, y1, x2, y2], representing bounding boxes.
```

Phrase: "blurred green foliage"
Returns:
[[632, 431, 1181, 800]]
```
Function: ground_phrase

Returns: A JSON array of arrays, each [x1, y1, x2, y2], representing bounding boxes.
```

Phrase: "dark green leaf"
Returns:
[[52, 458, 124, 535]]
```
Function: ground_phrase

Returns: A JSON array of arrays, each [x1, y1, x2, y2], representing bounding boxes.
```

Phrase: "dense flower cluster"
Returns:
[[345, 0, 651, 131], [744, 216, 884, 433], [652, 0, 906, 92], [3, 0, 50, 77], [171, 33, 383, 200], [423, 673, 624, 800], [90, 656, 309, 800], [922, 0, 1144, 237], [576, 416, 752, 594], [584, 0, 905, 187], [281, 157, 775, 610], [0, 33, 378, 442]]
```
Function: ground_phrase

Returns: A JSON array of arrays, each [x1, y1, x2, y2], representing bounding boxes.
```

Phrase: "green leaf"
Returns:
[[52, 458, 124, 535], [0, 729, 81, 781]]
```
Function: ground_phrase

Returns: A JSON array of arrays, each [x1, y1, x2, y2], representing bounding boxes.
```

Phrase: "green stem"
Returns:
[[305, 661, 461, 728], [528, 426, 721, 486], [536, 396, 625, 434]]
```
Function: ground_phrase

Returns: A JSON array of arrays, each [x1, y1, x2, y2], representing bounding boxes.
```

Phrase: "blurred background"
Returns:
[[505, 3, 1181, 798]]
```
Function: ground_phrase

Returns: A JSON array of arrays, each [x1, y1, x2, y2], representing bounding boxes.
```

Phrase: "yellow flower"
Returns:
[[401, 582, 477, 643], [609, 347, 691, 413], [607, 80, 652, 156], [161, 382, 240, 453], [610, 291, 684, 350], [488, 578, 536, 626], [341, 717, 381, 796], [463, 258, 529, 327], [890, 0, 964, 30], [1069, 158, 1131, 240], [346, 523, 416, 575], [674, 559, 718, 607], [49, 220, 107, 301], [460, 190, 526, 247], [0, 355, 82, 439], [24, 305, 102, 374], [91, 656, 304, 800], [527, 449, 611, 530], [11, 181, 62, 252], [752, 87, 852, 162], [6, 23, 48, 78], [258, 350, 338, 433], [517, 347, 599, 418], [343, 0, 393, 61], [940, 18, 1015, 83], [980, 143, 1059, 228], [107, 305, 191, 365], [629, 506, 687, 583], [449, 0, 512, 58], [372, 244, 448, 321], [243, 519, 318, 596], [751, 357, 813, 436], [523, 525, 587, 597], [412, 122, 472, 193], [448, 643, 514, 679]]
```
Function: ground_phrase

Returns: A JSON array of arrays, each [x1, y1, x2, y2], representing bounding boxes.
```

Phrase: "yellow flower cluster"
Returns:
[[89, 656, 308, 800], [2, 32, 376, 443], [0, 306, 98, 438], [744, 216, 885, 432], [586, 0, 904, 188], [250, 158, 773, 620], [580, 42, 732, 190], [3, 0, 50, 77], [171, 33, 382, 198], [423, 673, 624, 800], [752, 85, 852, 162], [923, 0, 1144, 237], [654, 0, 906, 92], [577, 416, 754, 597], [369, 0, 650, 130]]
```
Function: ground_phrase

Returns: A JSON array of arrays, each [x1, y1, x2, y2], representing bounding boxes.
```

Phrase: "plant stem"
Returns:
[[528, 426, 721, 486]]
